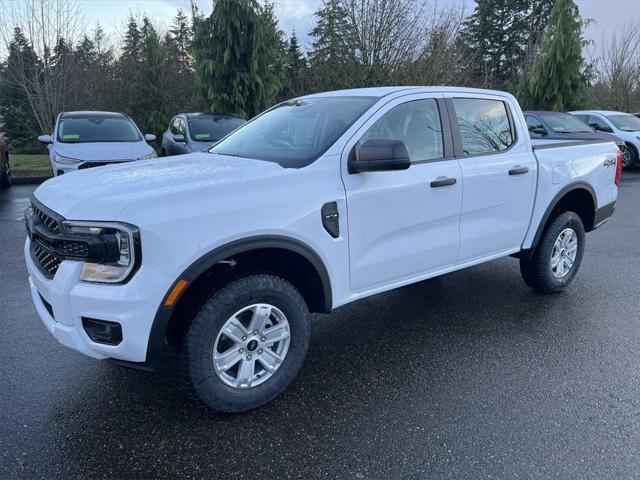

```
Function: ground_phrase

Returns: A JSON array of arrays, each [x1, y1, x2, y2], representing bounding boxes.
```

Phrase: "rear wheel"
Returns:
[[0, 155, 11, 189], [520, 211, 585, 294], [178, 274, 310, 412]]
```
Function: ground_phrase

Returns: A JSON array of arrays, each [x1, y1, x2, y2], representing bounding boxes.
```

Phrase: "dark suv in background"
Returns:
[[161, 113, 246, 156], [525, 111, 624, 150]]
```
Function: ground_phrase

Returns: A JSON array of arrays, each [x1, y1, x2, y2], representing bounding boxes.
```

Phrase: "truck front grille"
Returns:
[[32, 240, 63, 277], [31, 202, 61, 234]]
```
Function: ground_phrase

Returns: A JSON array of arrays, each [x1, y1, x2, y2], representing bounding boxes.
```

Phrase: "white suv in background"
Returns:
[[571, 110, 640, 169], [38, 111, 157, 176]]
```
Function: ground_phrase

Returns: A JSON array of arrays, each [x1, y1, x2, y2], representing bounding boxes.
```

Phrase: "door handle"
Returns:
[[509, 166, 529, 175], [430, 177, 457, 188]]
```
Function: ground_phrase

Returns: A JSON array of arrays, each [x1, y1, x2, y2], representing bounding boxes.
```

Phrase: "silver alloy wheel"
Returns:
[[550, 228, 578, 278], [213, 303, 291, 389]]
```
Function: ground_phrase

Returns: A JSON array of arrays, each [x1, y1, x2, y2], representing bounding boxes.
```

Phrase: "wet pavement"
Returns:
[[1, 173, 640, 479]]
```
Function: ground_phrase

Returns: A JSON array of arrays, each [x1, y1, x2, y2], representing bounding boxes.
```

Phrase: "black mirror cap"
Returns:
[[349, 139, 411, 174], [532, 127, 547, 136]]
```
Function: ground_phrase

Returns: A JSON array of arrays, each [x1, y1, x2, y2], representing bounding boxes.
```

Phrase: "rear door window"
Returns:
[[452, 98, 514, 155]]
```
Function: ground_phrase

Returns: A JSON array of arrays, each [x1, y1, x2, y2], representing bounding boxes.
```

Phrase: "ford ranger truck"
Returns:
[[24, 87, 621, 412]]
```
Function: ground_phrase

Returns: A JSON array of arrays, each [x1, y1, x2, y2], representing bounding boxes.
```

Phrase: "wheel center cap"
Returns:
[[247, 339, 259, 352]]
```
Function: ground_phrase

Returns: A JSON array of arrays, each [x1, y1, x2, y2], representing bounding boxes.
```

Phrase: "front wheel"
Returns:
[[520, 211, 585, 294], [178, 274, 310, 412], [620, 144, 638, 170], [0, 156, 11, 189]]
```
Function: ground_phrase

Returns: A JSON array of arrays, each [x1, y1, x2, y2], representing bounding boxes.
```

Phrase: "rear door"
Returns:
[[342, 93, 463, 293], [444, 94, 536, 262]]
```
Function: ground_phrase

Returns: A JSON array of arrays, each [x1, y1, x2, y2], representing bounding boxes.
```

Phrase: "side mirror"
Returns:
[[144, 134, 157, 142], [172, 134, 185, 143], [349, 139, 411, 174], [531, 127, 547, 136], [38, 134, 52, 144], [589, 123, 600, 131]]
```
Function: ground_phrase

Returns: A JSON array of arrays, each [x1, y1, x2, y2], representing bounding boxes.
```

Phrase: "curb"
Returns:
[[13, 176, 51, 185]]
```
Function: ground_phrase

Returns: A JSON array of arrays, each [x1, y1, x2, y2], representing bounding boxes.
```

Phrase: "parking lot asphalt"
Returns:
[[1, 173, 640, 479]]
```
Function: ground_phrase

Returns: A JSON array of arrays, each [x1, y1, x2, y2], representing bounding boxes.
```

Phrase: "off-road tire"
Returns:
[[178, 274, 310, 412], [520, 211, 585, 294]]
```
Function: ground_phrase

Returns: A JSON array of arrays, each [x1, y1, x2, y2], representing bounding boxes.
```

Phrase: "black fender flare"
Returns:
[[143, 235, 333, 365], [529, 181, 597, 253]]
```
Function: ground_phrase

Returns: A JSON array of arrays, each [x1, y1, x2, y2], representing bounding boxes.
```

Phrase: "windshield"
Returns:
[[209, 97, 377, 167], [606, 114, 640, 132], [539, 112, 593, 133], [188, 117, 246, 142], [57, 116, 142, 143]]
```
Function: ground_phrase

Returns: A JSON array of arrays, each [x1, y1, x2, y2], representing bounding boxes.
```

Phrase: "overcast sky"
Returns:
[[76, 0, 640, 56]]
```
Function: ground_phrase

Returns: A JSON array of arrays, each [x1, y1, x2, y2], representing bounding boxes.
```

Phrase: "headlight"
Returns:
[[54, 153, 81, 165], [63, 221, 140, 284], [137, 152, 157, 160]]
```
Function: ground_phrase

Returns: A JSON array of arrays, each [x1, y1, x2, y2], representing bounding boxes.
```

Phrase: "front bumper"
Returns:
[[25, 238, 174, 362]]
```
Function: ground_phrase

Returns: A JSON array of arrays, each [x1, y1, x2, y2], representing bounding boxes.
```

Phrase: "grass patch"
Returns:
[[10, 154, 52, 178]]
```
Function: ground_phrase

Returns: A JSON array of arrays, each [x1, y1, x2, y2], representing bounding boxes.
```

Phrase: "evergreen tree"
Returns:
[[137, 17, 168, 140], [167, 9, 193, 73], [0, 28, 41, 151], [519, 0, 590, 110], [165, 10, 196, 112], [308, 0, 357, 91], [192, 0, 284, 117], [280, 32, 308, 99], [463, 0, 531, 89], [118, 17, 142, 116]]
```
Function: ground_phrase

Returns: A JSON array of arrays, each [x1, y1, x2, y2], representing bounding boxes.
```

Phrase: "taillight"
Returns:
[[615, 150, 623, 185]]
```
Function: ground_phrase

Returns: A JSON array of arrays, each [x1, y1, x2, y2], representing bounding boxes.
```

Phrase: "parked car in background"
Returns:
[[525, 111, 625, 149], [25, 87, 620, 412], [161, 113, 246, 156], [570, 110, 640, 169], [0, 132, 10, 189], [38, 111, 157, 176]]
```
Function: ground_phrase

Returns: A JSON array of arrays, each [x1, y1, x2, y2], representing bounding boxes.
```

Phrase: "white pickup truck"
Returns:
[[25, 87, 620, 412]]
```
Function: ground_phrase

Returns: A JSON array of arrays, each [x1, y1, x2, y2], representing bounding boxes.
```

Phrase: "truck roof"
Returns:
[[302, 86, 514, 99]]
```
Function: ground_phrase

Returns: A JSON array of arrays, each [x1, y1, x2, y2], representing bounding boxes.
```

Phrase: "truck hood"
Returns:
[[34, 152, 284, 220], [53, 141, 154, 161]]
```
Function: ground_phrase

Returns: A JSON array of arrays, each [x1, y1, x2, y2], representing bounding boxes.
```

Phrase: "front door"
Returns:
[[342, 94, 463, 293]]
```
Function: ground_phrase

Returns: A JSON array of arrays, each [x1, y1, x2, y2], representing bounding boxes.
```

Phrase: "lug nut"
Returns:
[[258, 349, 263, 354], [260, 336, 266, 342], [253, 330, 258, 335], [238, 348, 244, 353], [246, 355, 252, 361], [242, 336, 247, 341]]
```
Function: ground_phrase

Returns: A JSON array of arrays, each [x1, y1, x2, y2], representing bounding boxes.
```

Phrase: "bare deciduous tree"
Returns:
[[0, 0, 85, 132], [590, 25, 640, 112], [339, 0, 429, 85]]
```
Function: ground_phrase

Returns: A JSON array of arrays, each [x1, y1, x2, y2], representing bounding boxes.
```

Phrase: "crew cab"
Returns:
[[24, 87, 620, 412]]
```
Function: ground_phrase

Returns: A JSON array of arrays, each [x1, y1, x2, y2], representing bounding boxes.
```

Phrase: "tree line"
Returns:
[[0, 0, 637, 153]]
